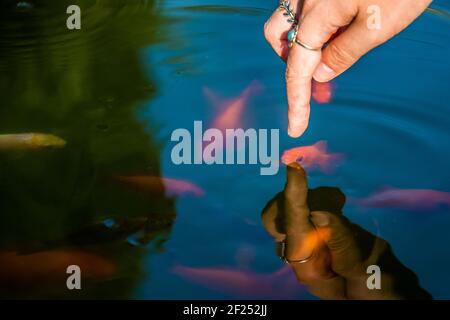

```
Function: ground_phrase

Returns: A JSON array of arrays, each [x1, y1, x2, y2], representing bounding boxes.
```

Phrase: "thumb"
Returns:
[[313, 19, 381, 83], [310, 211, 363, 277], [313, 0, 432, 82]]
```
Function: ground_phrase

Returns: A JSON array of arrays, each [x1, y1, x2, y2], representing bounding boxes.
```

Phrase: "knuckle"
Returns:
[[285, 69, 293, 82], [326, 43, 357, 69], [285, 64, 310, 83], [327, 229, 353, 253]]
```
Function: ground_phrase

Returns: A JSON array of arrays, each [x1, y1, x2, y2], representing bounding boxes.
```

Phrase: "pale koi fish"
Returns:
[[115, 176, 204, 197], [356, 186, 450, 211], [172, 264, 305, 299], [0, 133, 66, 150]]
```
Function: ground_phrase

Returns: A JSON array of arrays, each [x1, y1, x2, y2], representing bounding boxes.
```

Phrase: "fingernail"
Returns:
[[311, 212, 330, 227], [313, 63, 336, 83]]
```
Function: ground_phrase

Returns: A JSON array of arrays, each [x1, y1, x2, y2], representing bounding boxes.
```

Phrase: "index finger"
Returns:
[[285, 40, 322, 137]]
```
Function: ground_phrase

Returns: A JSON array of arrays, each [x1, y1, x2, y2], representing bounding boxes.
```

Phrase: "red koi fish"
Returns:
[[312, 80, 333, 104], [172, 264, 305, 299], [281, 141, 344, 174], [204, 80, 263, 131], [115, 176, 204, 197], [0, 250, 116, 292], [356, 186, 450, 211]]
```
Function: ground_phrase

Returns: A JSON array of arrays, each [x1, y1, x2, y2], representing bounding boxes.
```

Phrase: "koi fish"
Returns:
[[204, 80, 263, 131], [115, 176, 204, 197], [356, 186, 450, 211], [172, 264, 305, 299], [0, 133, 66, 151], [0, 250, 115, 292], [281, 141, 344, 174], [200, 81, 263, 163], [312, 80, 333, 104]]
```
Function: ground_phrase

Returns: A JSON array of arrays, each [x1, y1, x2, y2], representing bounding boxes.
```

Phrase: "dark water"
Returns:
[[0, 0, 449, 299]]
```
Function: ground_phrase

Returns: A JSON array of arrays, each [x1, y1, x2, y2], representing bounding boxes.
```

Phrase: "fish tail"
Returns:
[[319, 153, 345, 174]]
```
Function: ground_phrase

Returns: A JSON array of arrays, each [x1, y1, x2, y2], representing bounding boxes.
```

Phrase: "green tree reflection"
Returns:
[[0, 0, 174, 298]]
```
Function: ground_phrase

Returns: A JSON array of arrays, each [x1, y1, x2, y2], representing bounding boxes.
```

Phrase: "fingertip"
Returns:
[[288, 128, 301, 138], [286, 162, 307, 178], [285, 162, 308, 202], [287, 97, 311, 138], [286, 162, 302, 170], [288, 120, 308, 138]]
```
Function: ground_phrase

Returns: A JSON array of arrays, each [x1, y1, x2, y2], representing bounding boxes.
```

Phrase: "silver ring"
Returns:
[[278, 1, 298, 25], [295, 38, 322, 52], [277, 241, 315, 264]]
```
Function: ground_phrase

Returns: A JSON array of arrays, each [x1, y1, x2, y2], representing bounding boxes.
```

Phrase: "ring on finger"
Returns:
[[277, 240, 315, 264], [287, 24, 322, 51], [294, 38, 322, 51], [278, 1, 298, 25]]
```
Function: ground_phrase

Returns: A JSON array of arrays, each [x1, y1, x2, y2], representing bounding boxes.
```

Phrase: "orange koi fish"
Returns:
[[0, 250, 115, 292], [312, 80, 333, 104], [204, 80, 263, 131], [281, 141, 344, 174]]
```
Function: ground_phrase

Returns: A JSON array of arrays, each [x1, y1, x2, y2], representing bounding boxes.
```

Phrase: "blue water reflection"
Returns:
[[135, 0, 450, 299]]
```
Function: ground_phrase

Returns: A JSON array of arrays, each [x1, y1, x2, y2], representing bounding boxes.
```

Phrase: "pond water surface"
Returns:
[[0, 0, 449, 299]]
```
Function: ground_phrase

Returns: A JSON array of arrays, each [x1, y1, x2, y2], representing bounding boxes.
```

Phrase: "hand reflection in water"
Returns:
[[261, 163, 431, 300]]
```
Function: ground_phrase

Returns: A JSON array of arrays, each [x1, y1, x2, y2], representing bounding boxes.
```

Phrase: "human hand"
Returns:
[[264, 0, 432, 137], [261, 163, 431, 299]]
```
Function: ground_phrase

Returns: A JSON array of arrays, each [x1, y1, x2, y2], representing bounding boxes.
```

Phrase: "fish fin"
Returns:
[[330, 152, 345, 163], [314, 140, 328, 152], [318, 152, 345, 174]]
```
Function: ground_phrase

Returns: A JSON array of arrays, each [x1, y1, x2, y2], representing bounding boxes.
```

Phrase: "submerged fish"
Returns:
[[0, 133, 66, 151], [201, 81, 263, 163], [172, 264, 304, 299], [312, 80, 333, 104], [204, 80, 263, 131], [356, 186, 450, 211], [281, 141, 344, 174], [115, 176, 204, 197], [0, 250, 116, 292]]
